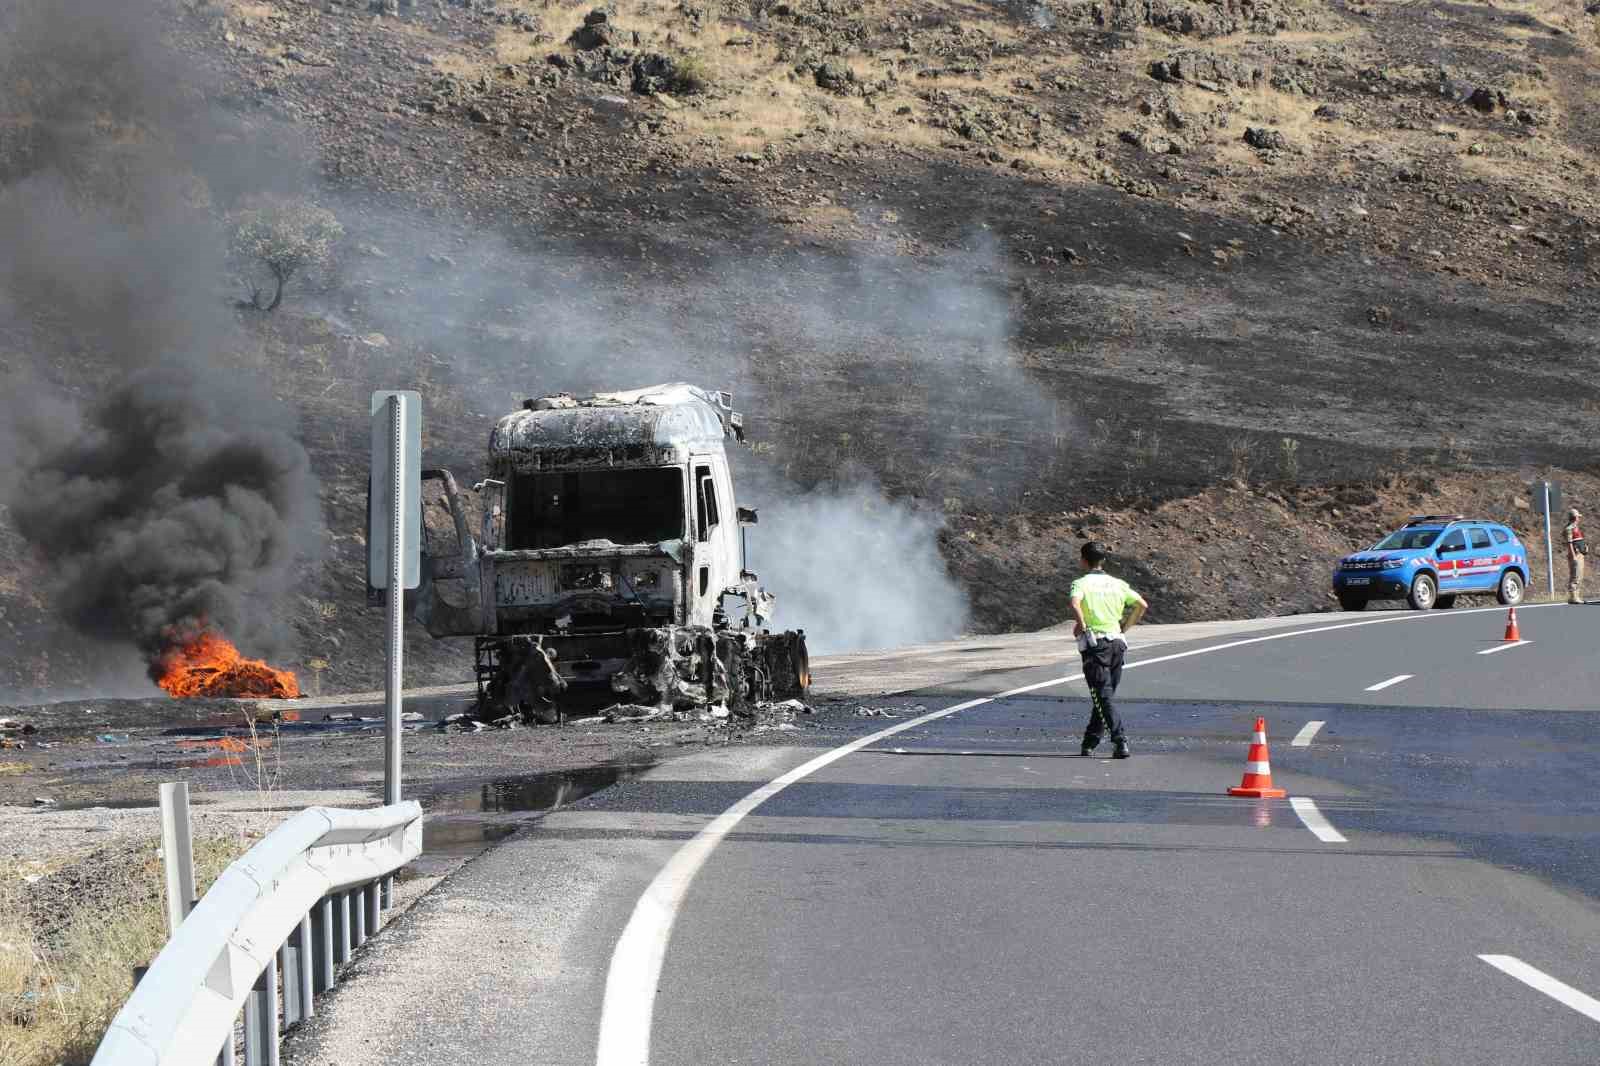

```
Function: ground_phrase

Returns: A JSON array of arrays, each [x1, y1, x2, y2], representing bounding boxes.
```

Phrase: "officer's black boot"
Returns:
[[1112, 739, 1131, 759]]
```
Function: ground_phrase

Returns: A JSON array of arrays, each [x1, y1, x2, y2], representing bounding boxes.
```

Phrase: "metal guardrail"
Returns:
[[92, 802, 424, 1066]]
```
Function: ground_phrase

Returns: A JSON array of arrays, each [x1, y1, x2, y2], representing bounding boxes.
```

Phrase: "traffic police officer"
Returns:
[[1070, 541, 1148, 759]]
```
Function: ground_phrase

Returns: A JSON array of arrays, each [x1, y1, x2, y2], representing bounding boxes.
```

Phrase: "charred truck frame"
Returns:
[[413, 384, 809, 722]]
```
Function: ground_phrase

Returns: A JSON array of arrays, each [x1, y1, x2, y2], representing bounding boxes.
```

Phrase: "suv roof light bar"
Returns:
[[1403, 514, 1466, 526]]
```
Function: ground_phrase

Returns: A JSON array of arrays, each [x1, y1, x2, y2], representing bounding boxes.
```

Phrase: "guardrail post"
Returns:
[[280, 914, 314, 1028], [352, 884, 368, 947], [333, 891, 352, 966], [243, 960, 280, 1066], [312, 897, 335, 992], [159, 782, 197, 936], [363, 880, 381, 934]]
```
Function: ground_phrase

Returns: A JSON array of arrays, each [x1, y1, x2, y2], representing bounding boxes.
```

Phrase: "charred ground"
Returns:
[[2, 0, 1598, 698]]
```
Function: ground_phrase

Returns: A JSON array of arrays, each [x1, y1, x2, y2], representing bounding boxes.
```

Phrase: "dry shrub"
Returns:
[[0, 835, 247, 1066], [672, 53, 712, 94], [1227, 435, 1256, 481]]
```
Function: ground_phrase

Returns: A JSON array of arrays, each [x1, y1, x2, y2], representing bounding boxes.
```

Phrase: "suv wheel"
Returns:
[[1338, 595, 1368, 612], [1408, 573, 1437, 611], [1435, 594, 1458, 609], [1497, 569, 1525, 606]]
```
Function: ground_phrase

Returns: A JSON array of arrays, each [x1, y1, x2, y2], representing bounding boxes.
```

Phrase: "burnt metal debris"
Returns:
[[408, 384, 809, 724]]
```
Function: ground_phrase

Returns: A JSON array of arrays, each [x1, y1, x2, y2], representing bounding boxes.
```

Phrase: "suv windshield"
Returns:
[[508, 468, 684, 549], [1374, 527, 1443, 550]]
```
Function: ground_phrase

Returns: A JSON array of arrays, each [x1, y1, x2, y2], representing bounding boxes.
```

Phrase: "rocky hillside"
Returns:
[[1, 0, 1597, 699]]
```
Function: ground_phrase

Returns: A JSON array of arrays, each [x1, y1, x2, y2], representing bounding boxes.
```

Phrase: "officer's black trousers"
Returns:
[[1080, 639, 1127, 747]]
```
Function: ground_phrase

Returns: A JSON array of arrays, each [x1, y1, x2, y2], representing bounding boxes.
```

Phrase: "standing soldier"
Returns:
[[1566, 507, 1586, 605], [1070, 541, 1148, 759]]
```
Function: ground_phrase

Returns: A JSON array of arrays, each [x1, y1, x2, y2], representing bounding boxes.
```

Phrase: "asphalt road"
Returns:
[[289, 602, 1600, 1066]]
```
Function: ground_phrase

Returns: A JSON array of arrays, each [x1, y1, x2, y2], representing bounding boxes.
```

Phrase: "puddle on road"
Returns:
[[414, 763, 649, 875], [428, 764, 644, 816]]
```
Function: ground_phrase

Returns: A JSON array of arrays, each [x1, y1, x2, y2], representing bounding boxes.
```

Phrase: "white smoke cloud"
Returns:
[[747, 483, 967, 654]]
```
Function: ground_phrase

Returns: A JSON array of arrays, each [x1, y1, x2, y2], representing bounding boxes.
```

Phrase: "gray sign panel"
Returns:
[[369, 390, 422, 590]]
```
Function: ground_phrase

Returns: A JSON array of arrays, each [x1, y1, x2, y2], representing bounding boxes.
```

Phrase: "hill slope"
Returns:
[[1, 0, 1597, 698]]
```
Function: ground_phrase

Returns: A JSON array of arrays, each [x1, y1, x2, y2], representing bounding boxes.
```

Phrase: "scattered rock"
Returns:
[[571, 9, 617, 50], [814, 60, 855, 94], [1468, 86, 1500, 113], [1367, 305, 1393, 326], [1243, 126, 1289, 151], [631, 52, 680, 95], [1313, 104, 1343, 121], [1148, 50, 1262, 90]]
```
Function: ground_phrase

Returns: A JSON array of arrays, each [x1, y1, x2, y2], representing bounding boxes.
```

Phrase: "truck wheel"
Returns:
[[1338, 595, 1368, 612], [1497, 570, 1525, 606], [1408, 573, 1437, 611], [1435, 594, 1457, 610]]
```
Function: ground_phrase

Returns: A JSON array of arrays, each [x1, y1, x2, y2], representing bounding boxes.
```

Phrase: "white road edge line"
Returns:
[[1289, 797, 1348, 843], [1478, 640, 1532, 656], [596, 603, 1563, 1065], [1478, 955, 1600, 1023], [1291, 720, 1325, 747], [1365, 674, 1412, 692]]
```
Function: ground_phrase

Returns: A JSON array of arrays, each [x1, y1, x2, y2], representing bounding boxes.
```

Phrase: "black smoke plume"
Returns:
[[0, 0, 321, 686], [8, 372, 319, 673]]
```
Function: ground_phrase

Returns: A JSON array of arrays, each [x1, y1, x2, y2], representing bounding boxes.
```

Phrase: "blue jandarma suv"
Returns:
[[1332, 515, 1529, 611]]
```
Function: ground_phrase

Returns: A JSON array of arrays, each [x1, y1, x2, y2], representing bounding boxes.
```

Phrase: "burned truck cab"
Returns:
[[416, 384, 807, 721]]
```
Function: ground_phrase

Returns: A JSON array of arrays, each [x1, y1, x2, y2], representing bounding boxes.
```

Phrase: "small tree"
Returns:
[[230, 198, 343, 312]]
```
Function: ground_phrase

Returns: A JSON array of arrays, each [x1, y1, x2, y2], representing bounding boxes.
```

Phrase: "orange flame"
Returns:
[[155, 631, 301, 699]]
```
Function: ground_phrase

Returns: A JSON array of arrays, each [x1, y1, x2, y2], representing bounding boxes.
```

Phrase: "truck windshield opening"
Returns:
[[508, 468, 684, 549]]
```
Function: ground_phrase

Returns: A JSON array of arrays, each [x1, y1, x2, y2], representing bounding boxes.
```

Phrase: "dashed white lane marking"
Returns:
[[1290, 797, 1348, 843], [1291, 720, 1325, 747], [597, 604, 1567, 1065], [1478, 955, 1600, 1023], [1478, 640, 1532, 656], [1365, 674, 1413, 692]]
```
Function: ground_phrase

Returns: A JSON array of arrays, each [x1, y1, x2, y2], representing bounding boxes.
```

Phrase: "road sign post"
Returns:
[[370, 391, 421, 812], [1533, 479, 1561, 599]]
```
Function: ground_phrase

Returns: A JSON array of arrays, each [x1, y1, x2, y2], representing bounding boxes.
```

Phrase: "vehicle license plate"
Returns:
[[1346, 577, 1370, 586]]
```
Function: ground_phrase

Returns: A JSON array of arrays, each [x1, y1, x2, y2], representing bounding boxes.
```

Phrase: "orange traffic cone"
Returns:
[[1228, 717, 1287, 799], [1503, 607, 1521, 643]]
